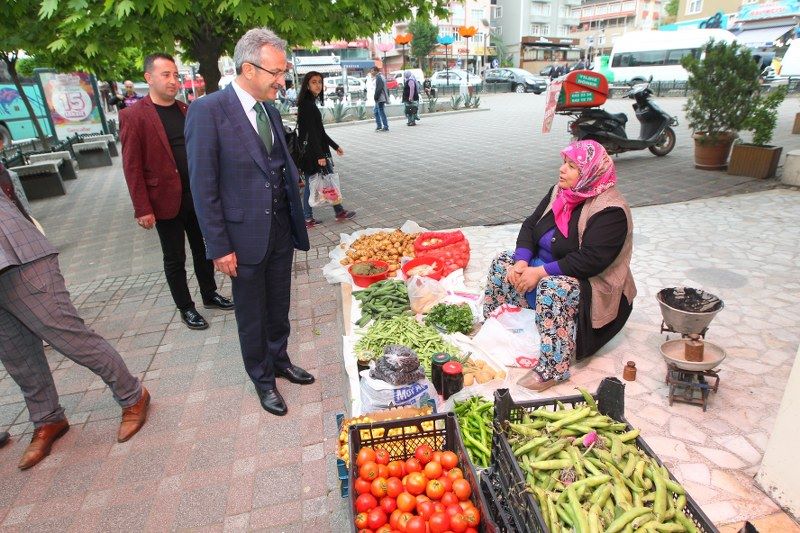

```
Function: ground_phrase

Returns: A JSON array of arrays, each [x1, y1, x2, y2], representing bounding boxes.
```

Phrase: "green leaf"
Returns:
[[115, 0, 135, 17]]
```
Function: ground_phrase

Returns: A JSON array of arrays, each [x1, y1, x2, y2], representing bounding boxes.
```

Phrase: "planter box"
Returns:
[[728, 143, 782, 179], [793, 112, 800, 134]]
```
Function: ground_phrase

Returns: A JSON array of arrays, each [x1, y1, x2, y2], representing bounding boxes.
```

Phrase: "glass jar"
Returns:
[[430, 353, 451, 395], [442, 361, 464, 400]]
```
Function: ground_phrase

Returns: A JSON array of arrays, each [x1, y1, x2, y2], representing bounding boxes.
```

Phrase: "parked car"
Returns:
[[483, 68, 548, 94], [429, 69, 482, 88], [389, 68, 426, 88], [323, 76, 367, 98]]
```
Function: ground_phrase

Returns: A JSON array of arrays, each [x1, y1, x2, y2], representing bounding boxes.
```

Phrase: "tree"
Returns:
[[42, 0, 451, 93], [409, 16, 438, 71], [0, 0, 61, 146], [491, 31, 514, 68], [17, 47, 145, 82], [665, 0, 679, 18]]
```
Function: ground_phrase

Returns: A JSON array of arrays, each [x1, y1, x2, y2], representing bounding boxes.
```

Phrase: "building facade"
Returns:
[[570, 0, 664, 56], [495, 0, 583, 72]]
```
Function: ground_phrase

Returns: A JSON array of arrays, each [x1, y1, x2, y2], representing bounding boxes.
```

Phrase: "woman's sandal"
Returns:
[[517, 369, 557, 392]]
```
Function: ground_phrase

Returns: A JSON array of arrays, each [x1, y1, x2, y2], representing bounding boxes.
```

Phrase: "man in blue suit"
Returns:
[[185, 27, 313, 416]]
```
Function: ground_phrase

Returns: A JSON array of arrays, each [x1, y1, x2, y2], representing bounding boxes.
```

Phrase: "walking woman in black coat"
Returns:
[[296, 71, 356, 228]]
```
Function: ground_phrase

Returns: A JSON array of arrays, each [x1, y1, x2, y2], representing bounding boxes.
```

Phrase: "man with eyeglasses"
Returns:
[[120, 53, 234, 331], [186, 28, 313, 417]]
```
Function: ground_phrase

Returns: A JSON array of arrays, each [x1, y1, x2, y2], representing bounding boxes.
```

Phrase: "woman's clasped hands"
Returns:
[[506, 260, 547, 294]]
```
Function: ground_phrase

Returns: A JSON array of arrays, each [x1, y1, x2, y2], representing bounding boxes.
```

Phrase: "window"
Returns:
[[572, 7, 582, 17], [530, 23, 550, 35], [686, 0, 702, 14], [492, 6, 503, 18], [609, 3, 621, 12], [596, 4, 608, 15], [621, 1, 635, 11], [451, 5, 465, 23], [611, 50, 667, 67], [531, 2, 551, 16], [471, 8, 484, 22], [665, 48, 699, 64], [583, 6, 594, 16], [559, 25, 572, 36], [495, 26, 503, 36]]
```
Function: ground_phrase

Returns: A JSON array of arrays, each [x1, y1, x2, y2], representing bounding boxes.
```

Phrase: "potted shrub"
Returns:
[[728, 86, 788, 179], [681, 40, 761, 170]]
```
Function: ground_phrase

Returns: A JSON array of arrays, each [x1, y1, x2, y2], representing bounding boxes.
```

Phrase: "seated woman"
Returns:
[[483, 140, 636, 391]]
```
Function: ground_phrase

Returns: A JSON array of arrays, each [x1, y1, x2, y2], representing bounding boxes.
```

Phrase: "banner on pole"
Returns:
[[542, 80, 563, 134], [35, 71, 105, 141]]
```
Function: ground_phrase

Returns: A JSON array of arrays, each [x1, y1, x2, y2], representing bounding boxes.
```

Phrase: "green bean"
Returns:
[[652, 467, 668, 521], [604, 507, 651, 533], [568, 486, 590, 533], [531, 459, 573, 470], [578, 387, 599, 411], [546, 407, 592, 432], [674, 509, 699, 533]]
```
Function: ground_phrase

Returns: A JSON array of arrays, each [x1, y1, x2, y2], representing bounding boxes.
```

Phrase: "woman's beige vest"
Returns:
[[541, 186, 637, 328]]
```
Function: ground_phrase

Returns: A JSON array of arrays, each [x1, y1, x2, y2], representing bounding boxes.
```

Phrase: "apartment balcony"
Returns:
[[529, 13, 553, 23], [563, 0, 582, 6], [558, 15, 580, 26]]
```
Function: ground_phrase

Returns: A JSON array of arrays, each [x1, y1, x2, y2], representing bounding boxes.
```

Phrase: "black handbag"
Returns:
[[283, 124, 307, 168]]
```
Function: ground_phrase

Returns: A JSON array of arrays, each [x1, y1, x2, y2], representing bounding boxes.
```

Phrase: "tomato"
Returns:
[[397, 512, 414, 532], [380, 496, 396, 514], [446, 467, 464, 481], [426, 478, 445, 500], [355, 477, 372, 495], [367, 508, 388, 530], [356, 493, 378, 513], [357, 529, 372, 533], [405, 472, 427, 496], [414, 444, 434, 465], [415, 494, 430, 505], [433, 502, 446, 514], [396, 492, 416, 513], [357, 447, 377, 467], [459, 501, 472, 511], [463, 507, 480, 526], [440, 451, 459, 471], [374, 448, 390, 465], [466, 528, 478, 533], [417, 499, 435, 520], [371, 477, 388, 498], [437, 475, 452, 492], [452, 479, 472, 501], [424, 461, 443, 480], [375, 526, 392, 533], [354, 512, 369, 529], [360, 461, 379, 481], [445, 504, 463, 517], [428, 511, 451, 533], [387, 460, 405, 478], [431, 450, 443, 464], [389, 509, 402, 530], [405, 516, 426, 533], [378, 464, 390, 479], [449, 513, 469, 533], [441, 492, 459, 507], [386, 477, 403, 498], [404, 457, 422, 473]]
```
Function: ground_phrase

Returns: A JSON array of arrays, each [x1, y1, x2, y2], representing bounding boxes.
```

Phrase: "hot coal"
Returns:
[[658, 287, 723, 313]]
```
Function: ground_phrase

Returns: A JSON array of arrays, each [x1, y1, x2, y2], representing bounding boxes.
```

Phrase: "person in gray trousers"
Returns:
[[0, 194, 150, 469]]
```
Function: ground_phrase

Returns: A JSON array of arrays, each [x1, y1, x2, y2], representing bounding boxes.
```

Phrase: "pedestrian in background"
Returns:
[[296, 71, 356, 228], [402, 71, 420, 126], [120, 53, 234, 331], [0, 194, 150, 469], [185, 27, 315, 417], [365, 69, 376, 108], [372, 67, 390, 132]]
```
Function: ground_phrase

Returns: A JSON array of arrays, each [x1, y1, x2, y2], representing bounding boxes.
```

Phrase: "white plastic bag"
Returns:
[[407, 275, 447, 314], [359, 371, 436, 412], [308, 171, 343, 207], [473, 304, 540, 368]]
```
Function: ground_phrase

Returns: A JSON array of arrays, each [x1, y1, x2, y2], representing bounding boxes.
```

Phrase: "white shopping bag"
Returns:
[[473, 304, 540, 368], [308, 172, 343, 207]]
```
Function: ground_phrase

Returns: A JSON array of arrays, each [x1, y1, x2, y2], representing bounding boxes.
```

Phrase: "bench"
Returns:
[[79, 133, 118, 157], [10, 161, 66, 200], [27, 151, 78, 180], [72, 141, 112, 168]]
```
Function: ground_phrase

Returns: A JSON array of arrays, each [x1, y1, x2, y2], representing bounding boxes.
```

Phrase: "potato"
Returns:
[[464, 373, 475, 387], [476, 370, 494, 384]]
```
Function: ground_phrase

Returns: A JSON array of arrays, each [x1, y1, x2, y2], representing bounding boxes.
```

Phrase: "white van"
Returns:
[[609, 29, 737, 82], [780, 39, 800, 76], [390, 68, 426, 87]]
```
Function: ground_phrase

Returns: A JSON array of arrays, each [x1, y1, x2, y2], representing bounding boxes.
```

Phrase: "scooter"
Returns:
[[561, 77, 678, 156]]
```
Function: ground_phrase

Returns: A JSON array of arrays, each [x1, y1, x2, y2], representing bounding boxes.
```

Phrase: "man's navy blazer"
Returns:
[[185, 83, 310, 265]]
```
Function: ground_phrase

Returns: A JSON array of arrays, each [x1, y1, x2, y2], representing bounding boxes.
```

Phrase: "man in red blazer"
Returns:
[[120, 53, 234, 329]]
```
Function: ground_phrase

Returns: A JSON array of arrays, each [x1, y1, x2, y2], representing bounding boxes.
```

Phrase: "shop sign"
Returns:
[[575, 73, 600, 88], [738, 0, 799, 21]]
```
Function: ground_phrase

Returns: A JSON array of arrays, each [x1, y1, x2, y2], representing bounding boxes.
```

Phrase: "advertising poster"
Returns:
[[35, 70, 106, 141], [541, 80, 563, 134]]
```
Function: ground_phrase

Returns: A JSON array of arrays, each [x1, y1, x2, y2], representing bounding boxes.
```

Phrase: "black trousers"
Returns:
[[230, 208, 294, 390], [155, 200, 217, 311]]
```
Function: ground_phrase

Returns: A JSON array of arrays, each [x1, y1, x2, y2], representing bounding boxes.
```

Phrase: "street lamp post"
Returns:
[[436, 35, 455, 87], [395, 34, 413, 71], [376, 42, 394, 77], [458, 26, 478, 85]]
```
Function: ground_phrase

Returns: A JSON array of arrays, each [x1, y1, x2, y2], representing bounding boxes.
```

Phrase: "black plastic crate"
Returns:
[[348, 412, 498, 533], [479, 468, 519, 533], [492, 377, 718, 533]]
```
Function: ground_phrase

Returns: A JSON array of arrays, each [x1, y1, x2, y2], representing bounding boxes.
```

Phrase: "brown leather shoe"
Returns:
[[18, 419, 69, 470], [117, 388, 150, 443]]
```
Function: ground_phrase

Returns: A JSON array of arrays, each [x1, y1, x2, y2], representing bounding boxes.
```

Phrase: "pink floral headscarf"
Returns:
[[551, 140, 617, 237]]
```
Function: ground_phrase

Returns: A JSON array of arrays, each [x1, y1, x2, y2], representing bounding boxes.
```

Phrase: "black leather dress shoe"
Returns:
[[0, 431, 9, 448], [257, 388, 287, 416], [180, 307, 209, 330], [275, 365, 315, 385], [202, 293, 235, 310]]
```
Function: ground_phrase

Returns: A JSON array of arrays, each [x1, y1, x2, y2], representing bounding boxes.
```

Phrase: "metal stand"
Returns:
[[660, 321, 708, 339], [665, 364, 720, 411]]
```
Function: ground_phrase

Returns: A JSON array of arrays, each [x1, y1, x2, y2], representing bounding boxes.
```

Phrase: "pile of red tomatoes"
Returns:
[[353, 444, 481, 533]]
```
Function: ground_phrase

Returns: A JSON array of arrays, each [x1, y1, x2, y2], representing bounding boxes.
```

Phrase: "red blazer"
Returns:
[[120, 95, 188, 220]]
